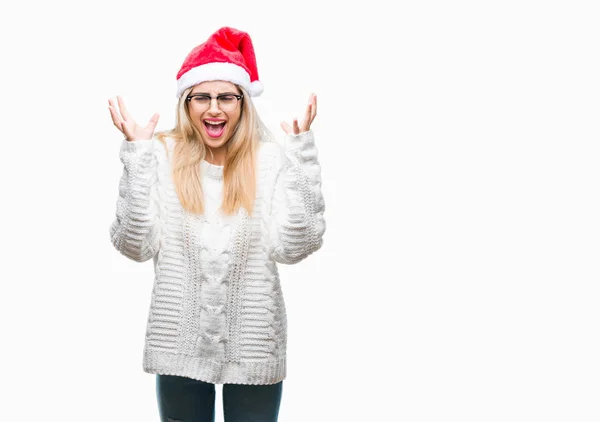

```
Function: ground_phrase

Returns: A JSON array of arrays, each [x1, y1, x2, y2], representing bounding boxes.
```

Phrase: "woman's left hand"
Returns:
[[281, 93, 317, 135]]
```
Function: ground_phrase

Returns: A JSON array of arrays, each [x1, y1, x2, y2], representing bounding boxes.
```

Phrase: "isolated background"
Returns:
[[1, 0, 599, 421]]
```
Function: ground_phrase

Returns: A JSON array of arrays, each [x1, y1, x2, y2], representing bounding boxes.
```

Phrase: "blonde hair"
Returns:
[[156, 85, 271, 216]]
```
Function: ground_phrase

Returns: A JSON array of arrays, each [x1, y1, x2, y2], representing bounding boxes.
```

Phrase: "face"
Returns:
[[187, 80, 243, 152]]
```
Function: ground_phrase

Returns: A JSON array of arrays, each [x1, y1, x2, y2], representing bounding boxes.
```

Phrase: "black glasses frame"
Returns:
[[185, 93, 244, 102]]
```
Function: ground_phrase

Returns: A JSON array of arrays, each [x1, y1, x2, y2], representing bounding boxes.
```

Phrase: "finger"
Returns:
[[302, 102, 312, 131], [145, 113, 160, 133], [108, 103, 119, 126], [305, 93, 316, 125], [280, 121, 292, 134], [292, 118, 300, 135], [121, 120, 135, 141], [108, 105, 125, 132], [108, 98, 119, 118], [117, 96, 132, 121]]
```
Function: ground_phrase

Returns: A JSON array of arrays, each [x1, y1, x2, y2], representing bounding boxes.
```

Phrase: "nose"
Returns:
[[207, 97, 221, 115]]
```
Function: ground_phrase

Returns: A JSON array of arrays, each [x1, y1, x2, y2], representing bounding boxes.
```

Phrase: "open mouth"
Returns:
[[204, 120, 226, 138]]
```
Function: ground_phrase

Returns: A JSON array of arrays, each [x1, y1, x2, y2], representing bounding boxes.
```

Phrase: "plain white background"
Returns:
[[1, 0, 599, 420]]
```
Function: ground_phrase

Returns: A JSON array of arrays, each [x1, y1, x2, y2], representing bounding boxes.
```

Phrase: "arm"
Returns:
[[109, 138, 161, 262], [268, 130, 326, 264]]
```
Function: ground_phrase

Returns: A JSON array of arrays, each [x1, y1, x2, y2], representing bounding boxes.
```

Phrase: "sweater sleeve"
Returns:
[[109, 138, 161, 262], [268, 130, 326, 265]]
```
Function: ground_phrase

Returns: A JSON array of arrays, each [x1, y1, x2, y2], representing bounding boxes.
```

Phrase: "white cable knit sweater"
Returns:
[[109, 131, 325, 385]]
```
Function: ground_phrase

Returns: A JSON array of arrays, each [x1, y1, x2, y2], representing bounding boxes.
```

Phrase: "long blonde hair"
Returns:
[[156, 85, 271, 216]]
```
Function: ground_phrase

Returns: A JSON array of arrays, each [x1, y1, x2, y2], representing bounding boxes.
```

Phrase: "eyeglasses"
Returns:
[[186, 93, 243, 112]]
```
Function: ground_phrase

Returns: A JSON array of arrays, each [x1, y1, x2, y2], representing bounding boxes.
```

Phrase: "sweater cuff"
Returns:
[[283, 130, 314, 152], [121, 138, 154, 153]]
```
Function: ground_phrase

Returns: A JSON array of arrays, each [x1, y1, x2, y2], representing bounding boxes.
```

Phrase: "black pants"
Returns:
[[156, 375, 283, 422]]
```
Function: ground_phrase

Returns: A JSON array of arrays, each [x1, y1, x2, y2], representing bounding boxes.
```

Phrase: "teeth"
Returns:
[[205, 121, 225, 125]]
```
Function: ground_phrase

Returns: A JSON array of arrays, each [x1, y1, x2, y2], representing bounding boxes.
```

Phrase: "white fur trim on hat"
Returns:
[[176, 62, 261, 98], [249, 80, 263, 97]]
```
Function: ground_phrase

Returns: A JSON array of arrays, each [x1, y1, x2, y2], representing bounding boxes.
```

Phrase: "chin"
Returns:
[[203, 134, 228, 148]]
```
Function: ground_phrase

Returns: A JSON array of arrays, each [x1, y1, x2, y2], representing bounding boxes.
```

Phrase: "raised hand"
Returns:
[[108, 96, 160, 142], [281, 93, 317, 135]]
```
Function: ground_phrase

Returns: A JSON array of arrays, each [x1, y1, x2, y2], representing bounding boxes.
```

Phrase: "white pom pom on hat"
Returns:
[[176, 26, 263, 98]]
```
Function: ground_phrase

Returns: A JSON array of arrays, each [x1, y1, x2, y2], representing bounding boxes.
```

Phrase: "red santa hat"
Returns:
[[176, 26, 263, 98]]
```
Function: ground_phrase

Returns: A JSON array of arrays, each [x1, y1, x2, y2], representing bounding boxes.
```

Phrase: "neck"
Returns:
[[205, 146, 226, 166]]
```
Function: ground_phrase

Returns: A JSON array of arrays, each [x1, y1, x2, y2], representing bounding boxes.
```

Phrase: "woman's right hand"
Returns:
[[108, 96, 160, 142]]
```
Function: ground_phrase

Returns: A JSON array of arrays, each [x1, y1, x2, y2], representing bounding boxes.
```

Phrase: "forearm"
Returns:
[[270, 131, 326, 264], [109, 139, 161, 262]]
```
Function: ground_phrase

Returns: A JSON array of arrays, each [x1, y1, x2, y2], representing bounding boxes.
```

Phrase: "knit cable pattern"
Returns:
[[110, 131, 325, 385]]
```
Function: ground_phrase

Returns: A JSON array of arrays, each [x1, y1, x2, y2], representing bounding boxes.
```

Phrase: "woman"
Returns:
[[108, 26, 325, 422]]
